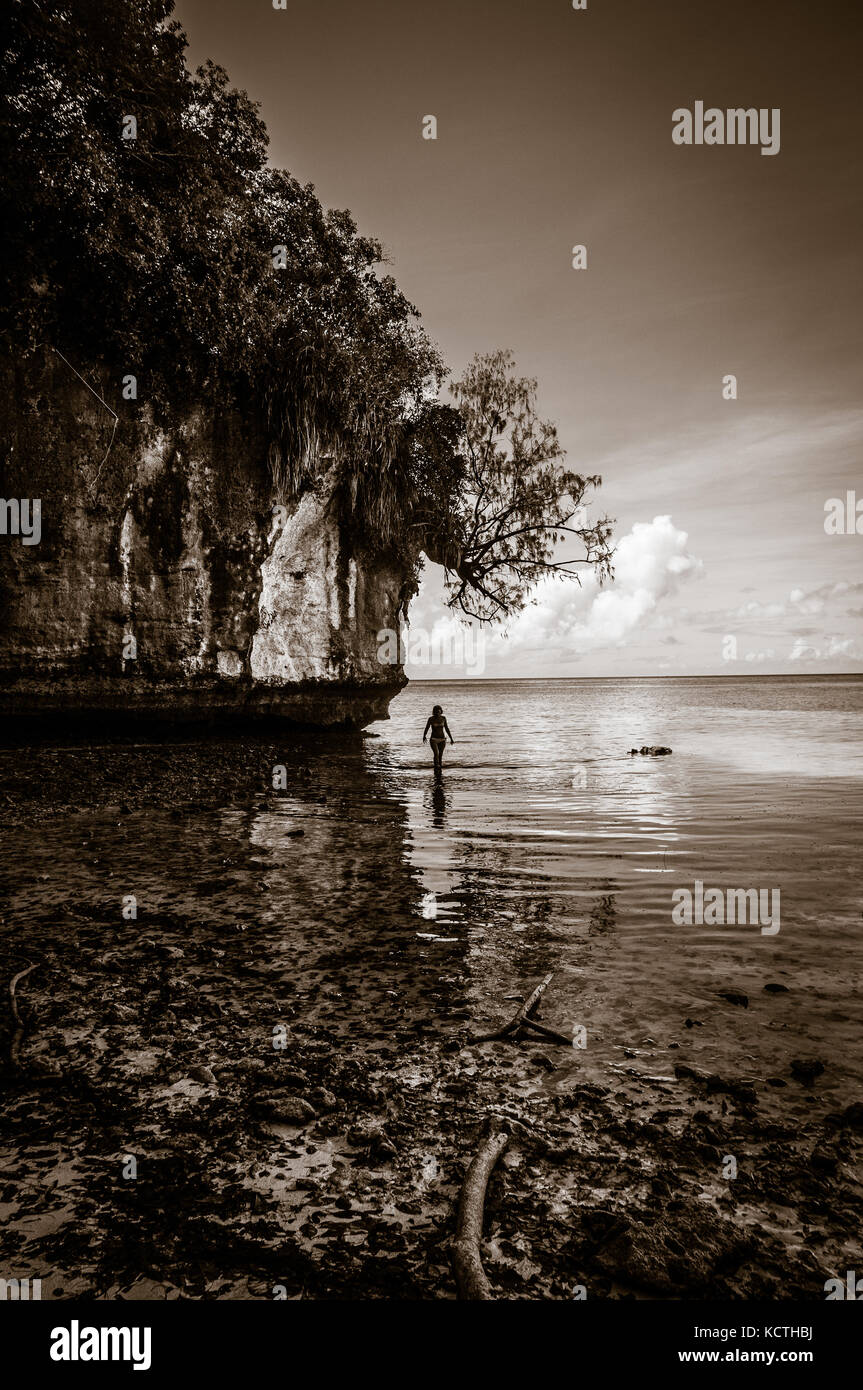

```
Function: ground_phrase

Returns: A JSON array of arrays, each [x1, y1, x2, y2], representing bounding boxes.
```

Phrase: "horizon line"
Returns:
[[405, 671, 863, 682]]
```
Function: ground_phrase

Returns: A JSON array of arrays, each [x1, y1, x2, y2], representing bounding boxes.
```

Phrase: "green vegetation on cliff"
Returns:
[[2, 0, 611, 621]]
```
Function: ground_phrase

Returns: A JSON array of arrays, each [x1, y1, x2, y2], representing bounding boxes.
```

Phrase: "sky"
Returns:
[[174, 0, 863, 678]]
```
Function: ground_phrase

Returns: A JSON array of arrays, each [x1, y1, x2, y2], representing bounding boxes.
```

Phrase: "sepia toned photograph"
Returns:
[[1, 0, 861, 1361]]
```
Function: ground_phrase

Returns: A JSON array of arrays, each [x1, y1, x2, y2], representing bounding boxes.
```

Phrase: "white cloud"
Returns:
[[492, 515, 702, 654]]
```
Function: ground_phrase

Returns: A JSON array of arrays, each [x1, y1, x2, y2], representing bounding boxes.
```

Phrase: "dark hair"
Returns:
[[432, 705, 443, 715]]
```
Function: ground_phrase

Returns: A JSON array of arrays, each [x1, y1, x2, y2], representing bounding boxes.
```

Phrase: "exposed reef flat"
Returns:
[[1, 737, 860, 1300]]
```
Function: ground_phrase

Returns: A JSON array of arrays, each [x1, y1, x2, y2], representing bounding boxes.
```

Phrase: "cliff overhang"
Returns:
[[0, 359, 415, 731]]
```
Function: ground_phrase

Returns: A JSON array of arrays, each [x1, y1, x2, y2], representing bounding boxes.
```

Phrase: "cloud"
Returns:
[[687, 579, 863, 628], [789, 634, 860, 661], [492, 515, 702, 654], [788, 581, 863, 616]]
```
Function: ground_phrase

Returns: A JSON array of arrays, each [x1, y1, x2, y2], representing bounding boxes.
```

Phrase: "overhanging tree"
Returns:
[[422, 351, 614, 622]]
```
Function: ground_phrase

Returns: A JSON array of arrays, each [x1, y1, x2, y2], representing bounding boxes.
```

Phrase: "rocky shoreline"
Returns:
[[0, 676, 405, 736], [1, 740, 860, 1300]]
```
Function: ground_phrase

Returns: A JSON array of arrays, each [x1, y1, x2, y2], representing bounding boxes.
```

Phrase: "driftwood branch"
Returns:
[[451, 1129, 509, 1299], [470, 972, 554, 1044], [8, 961, 38, 1070], [519, 1016, 574, 1047]]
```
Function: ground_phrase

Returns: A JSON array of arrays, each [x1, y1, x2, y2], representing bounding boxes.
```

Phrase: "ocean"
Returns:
[[368, 675, 863, 1114]]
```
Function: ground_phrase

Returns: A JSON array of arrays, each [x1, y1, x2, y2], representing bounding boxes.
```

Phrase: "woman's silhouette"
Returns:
[[423, 704, 454, 772]]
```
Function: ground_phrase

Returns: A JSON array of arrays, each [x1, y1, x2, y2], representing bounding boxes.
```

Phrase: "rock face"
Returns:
[[0, 357, 410, 728]]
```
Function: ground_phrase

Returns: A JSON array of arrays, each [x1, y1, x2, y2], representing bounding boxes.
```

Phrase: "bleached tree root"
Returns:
[[452, 1129, 510, 1299], [8, 961, 38, 1070]]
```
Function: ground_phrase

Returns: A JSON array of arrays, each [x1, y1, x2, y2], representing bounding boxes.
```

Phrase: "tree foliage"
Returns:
[[424, 351, 614, 622], [1, 3, 612, 620], [1, 0, 444, 525]]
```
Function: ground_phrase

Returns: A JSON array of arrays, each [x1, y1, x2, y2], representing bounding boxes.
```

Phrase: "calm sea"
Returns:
[[369, 675, 863, 1111]]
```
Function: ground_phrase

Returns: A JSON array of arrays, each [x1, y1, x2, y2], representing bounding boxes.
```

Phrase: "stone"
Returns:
[[825, 1101, 863, 1130], [256, 1095, 316, 1125], [308, 1088, 338, 1111], [717, 990, 748, 1008], [790, 1059, 825, 1085], [188, 1065, 217, 1085]]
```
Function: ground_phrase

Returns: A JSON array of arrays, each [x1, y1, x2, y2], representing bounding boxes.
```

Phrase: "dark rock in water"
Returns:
[[347, 1119, 394, 1156], [825, 1101, 863, 1130], [715, 1079, 758, 1107], [308, 1087, 338, 1111], [269, 1069, 309, 1088], [532, 1054, 557, 1072], [674, 1062, 709, 1083], [790, 1059, 825, 1085], [674, 1063, 757, 1106], [188, 1065, 217, 1086], [767, 1077, 788, 1087], [255, 1095, 316, 1125], [810, 1148, 840, 1175], [227, 1057, 268, 1078], [717, 990, 749, 1009], [632, 746, 673, 756], [591, 1199, 747, 1295], [763, 982, 789, 993]]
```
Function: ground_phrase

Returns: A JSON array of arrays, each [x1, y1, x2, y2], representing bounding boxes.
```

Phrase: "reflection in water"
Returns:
[[1, 675, 862, 1120], [368, 676, 863, 1114], [428, 775, 448, 829]]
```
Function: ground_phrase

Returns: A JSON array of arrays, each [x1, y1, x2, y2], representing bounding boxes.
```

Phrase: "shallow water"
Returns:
[[2, 675, 861, 1124], [372, 675, 863, 1113]]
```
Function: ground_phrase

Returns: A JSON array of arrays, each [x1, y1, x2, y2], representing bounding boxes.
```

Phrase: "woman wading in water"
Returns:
[[423, 705, 454, 772]]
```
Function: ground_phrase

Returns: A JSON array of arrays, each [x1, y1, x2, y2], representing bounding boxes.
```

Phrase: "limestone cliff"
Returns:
[[0, 356, 411, 728]]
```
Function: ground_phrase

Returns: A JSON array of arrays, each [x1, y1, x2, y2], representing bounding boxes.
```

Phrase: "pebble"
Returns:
[[790, 1059, 825, 1085], [188, 1065, 217, 1085]]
